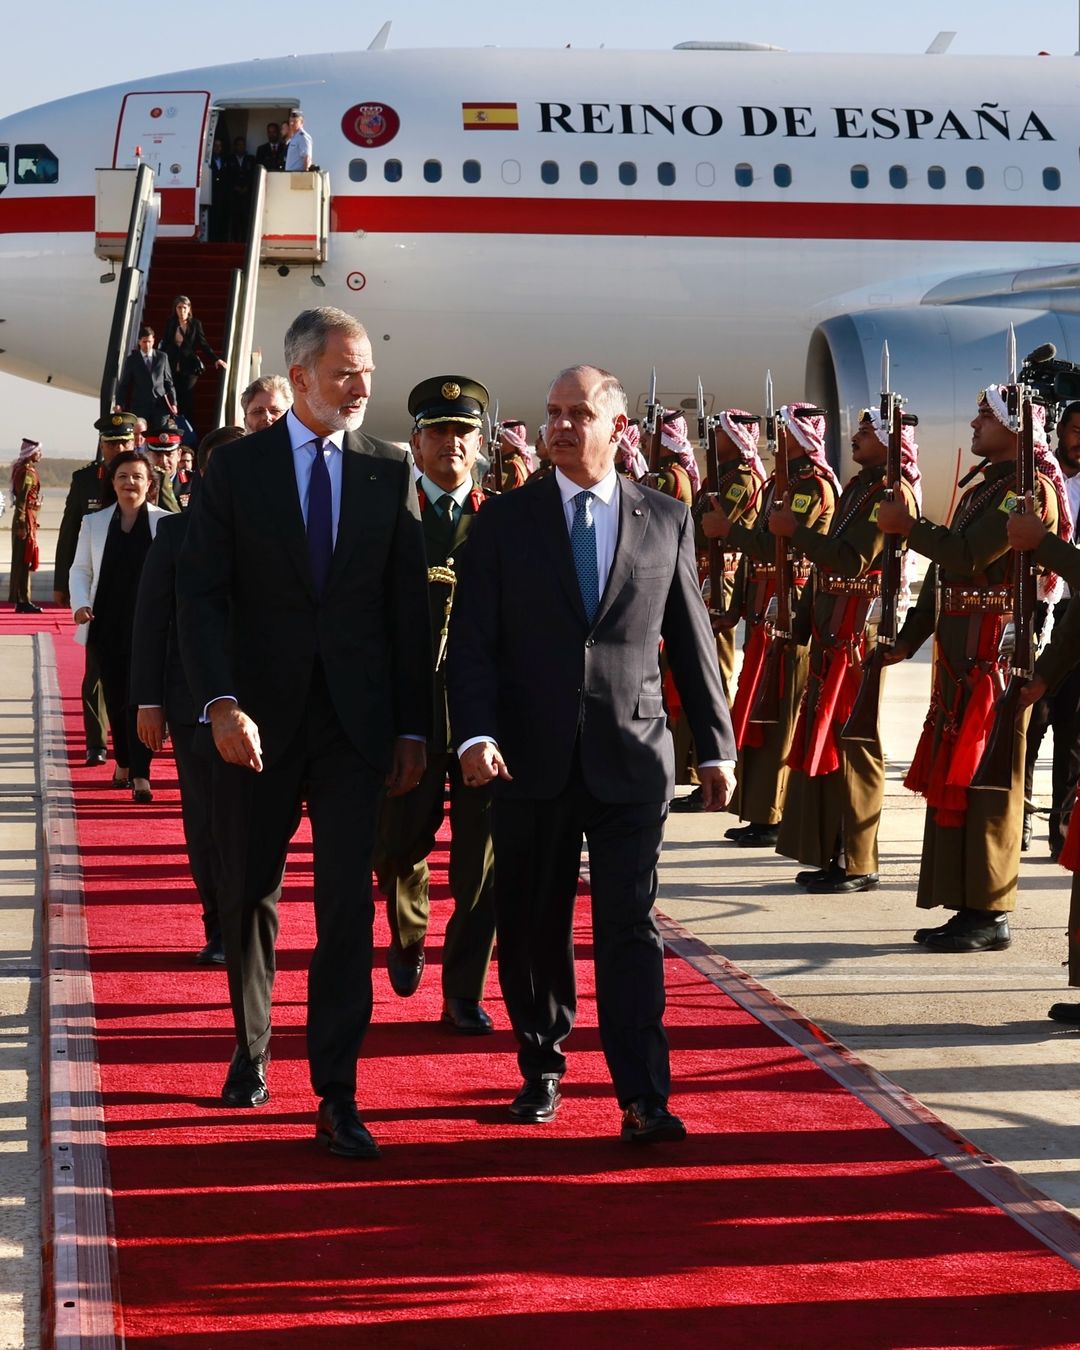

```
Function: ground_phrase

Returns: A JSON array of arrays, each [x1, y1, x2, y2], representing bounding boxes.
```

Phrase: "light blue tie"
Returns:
[[570, 490, 600, 622]]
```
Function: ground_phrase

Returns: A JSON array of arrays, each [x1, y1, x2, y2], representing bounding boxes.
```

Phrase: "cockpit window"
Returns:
[[15, 143, 58, 185], [0, 147, 8, 194]]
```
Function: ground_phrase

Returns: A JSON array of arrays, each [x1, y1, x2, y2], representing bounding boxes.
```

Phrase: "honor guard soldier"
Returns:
[[704, 402, 839, 845], [8, 438, 44, 613], [374, 376, 497, 1033], [54, 411, 138, 765], [494, 419, 535, 491], [879, 386, 1064, 951], [652, 412, 700, 507], [776, 407, 921, 891], [616, 421, 649, 482]]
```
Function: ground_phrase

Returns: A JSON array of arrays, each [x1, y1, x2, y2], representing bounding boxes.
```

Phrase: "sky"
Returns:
[[0, 0, 1075, 456]]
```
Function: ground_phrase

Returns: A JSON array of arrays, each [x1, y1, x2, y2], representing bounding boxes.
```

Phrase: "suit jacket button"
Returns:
[[585, 638, 595, 648]]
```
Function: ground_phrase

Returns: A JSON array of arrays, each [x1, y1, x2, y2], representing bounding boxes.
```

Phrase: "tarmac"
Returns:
[[0, 490, 1078, 1346]]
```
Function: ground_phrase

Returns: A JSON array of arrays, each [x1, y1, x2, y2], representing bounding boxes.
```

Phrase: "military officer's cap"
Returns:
[[94, 411, 138, 441], [408, 376, 489, 430], [145, 419, 183, 448]]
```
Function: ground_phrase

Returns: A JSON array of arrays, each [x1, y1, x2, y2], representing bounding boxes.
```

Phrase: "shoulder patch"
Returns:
[[791, 492, 812, 514], [869, 502, 881, 524], [998, 490, 1019, 514], [725, 483, 748, 505]]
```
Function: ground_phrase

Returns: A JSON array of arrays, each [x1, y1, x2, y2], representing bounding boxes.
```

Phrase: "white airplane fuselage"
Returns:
[[2, 45, 1080, 513]]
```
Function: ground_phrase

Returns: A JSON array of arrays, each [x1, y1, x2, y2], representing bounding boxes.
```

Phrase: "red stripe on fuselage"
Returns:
[[2, 192, 1079, 243]]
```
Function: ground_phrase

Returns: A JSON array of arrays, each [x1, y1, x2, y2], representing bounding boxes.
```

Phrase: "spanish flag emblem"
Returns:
[[462, 102, 519, 131]]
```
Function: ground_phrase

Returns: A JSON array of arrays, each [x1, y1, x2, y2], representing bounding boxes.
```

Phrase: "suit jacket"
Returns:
[[176, 417, 434, 770], [256, 139, 286, 172], [161, 315, 218, 380], [69, 503, 168, 646], [117, 349, 175, 422], [226, 152, 256, 199], [130, 511, 195, 724], [447, 471, 735, 802]]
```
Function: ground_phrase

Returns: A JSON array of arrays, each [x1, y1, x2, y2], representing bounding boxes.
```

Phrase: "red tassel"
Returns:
[[731, 624, 769, 750], [904, 711, 936, 795], [1060, 785, 1080, 872], [803, 649, 849, 777], [663, 663, 684, 722], [946, 669, 996, 790]]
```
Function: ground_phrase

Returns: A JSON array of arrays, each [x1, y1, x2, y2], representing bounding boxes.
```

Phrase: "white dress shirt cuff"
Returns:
[[698, 760, 736, 771], [458, 735, 498, 757], [200, 695, 237, 723]]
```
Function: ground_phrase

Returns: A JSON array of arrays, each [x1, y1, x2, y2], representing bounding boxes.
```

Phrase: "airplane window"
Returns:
[[889, 165, 908, 189], [14, 143, 58, 185], [541, 160, 559, 185], [773, 163, 792, 188], [696, 163, 715, 188], [734, 163, 753, 187], [384, 159, 403, 183], [1044, 167, 1062, 191], [657, 161, 676, 186], [463, 159, 481, 183], [423, 159, 442, 184], [928, 165, 946, 189], [966, 166, 984, 190], [502, 160, 521, 185], [348, 159, 367, 182], [618, 162, 637, 186], [0, 147, 7, 194], [1004, 166, 1023, 191], [850, 164, 869, 189], [580, 161, 598, 185]]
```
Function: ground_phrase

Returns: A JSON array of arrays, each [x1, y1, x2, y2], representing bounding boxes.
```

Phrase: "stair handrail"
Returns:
[[213, 269, 244, 430], [98, 163, 158, 419], [220, 164, 268, 426]]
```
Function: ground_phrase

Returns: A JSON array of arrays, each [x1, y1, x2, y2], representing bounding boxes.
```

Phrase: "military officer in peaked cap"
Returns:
[[54, 411, 140, 766], [373, 376, 498, 1033]]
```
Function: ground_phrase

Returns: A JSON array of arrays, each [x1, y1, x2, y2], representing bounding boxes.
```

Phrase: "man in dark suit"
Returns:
[[375, 376, 497, 1033], [447, 364, 736, 1143], [132, 426, 246, 966], [117, 327, 177, 434], [226, 136, 256, 241], [207, 137, 229, 241], [256, 122, 287, 173], [177, 307, 433, 1160]]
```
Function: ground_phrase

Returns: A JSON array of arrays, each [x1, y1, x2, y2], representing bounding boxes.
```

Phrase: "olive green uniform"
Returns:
[[707, 459, 763, 702], [777, 466, 915, 875], [726, 457, 837, 825], [54, 460, 115, 755], [8, 461, 41, 606], [897, 461, 1058, 913], [375, 490, 495, 1000]]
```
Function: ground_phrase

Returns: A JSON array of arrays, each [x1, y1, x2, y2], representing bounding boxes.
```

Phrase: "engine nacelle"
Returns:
[[806, 305, 1080, 520]]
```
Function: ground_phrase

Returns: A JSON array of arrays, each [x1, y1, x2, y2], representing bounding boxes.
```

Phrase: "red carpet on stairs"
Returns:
[[14, 610, 1080, 1348]]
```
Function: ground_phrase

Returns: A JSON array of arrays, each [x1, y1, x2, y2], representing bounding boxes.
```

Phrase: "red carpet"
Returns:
[[15, 608, 1080, 1348]]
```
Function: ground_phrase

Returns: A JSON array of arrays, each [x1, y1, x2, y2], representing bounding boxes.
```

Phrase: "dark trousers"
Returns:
[[93, 640, 150, 779], [82, 644, 109, 754], [171, 721, 222, 942], [493, 762, 670, 1106], [376, 749, 495, 1000], [211, 665, 382, 1097], [1025, 613, 1080, 853]]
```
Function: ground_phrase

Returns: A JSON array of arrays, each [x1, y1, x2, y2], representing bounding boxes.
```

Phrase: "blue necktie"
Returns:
[[570, 490, 600, 622], [307, 437, 333, 596]]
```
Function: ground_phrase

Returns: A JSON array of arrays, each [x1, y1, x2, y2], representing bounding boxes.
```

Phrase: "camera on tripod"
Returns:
[[1019, 343, 1080, 433]]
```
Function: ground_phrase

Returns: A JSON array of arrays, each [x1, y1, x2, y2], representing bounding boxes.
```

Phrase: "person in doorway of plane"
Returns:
[[284, 109, 313, 171], [256, 121, 287, 173]]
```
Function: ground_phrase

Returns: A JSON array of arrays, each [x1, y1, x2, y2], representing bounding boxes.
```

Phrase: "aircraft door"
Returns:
[[113, 91, 210, 236]]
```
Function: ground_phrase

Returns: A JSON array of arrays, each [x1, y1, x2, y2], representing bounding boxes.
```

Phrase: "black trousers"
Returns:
[[211, 665, 382, 1097], [493, 760, 670, 1106], [92, 639, 150, 779], [1025, 603, 1080, 852], [171, 721, 222, 942], [82, 643, 109, 755]]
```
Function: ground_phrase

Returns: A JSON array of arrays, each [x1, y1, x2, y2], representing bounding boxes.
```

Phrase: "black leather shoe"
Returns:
[[441, 997, 494, 1034], [221, 1048, 269, 1107], [1048, 1001, 1080, 1024], [509, 1078, 561, 1123], [14, 601, 42, 614], [387, 937, 425, 997], [131, 785, 154, 804], [620, 1098, 687, 1144], [795, 864, 841, 888], [913, 912, 965, 944], [725, 823, 779, 847], [316, 1097, 381, 1159], [924, 913, 1010, 953], [670, 786, 705, 813], [196, 936, 226, 965], [808, 869, 879, 894], [84, 748, 108, 767]]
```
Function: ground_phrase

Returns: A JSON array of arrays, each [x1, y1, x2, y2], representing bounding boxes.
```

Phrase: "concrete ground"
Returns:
[[0, 491, 1077, 1350]]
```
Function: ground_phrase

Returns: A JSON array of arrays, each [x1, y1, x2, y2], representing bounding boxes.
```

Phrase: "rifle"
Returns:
[[482, 399, 504, 494], [697, 378, 725, 634], [843, 342, 916, 742], [750, 371, 790, 724], [644, 366, 664, 488], [972, 327, 1037, 790]]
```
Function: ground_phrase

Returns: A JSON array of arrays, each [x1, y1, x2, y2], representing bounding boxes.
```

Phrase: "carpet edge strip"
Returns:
[[656, 909, 1080, 1270], [38, 632, 124, 1350]]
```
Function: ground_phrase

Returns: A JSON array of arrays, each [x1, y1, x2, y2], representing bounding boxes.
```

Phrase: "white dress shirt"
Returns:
[[420, 472, 472, 514]]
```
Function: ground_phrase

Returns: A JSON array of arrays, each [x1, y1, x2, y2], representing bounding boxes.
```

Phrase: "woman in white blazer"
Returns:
[[70, 451, 168, 802]]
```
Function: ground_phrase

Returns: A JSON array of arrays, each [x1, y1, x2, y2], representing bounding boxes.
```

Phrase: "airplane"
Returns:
[[2, 30, 1080, 515]]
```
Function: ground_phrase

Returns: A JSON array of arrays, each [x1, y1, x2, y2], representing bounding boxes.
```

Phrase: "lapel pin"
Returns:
[[632, 508, 644, 517], [370, 474, 378, 480]]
